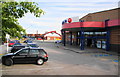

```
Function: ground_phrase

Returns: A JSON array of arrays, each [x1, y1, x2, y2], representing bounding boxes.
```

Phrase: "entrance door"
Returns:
[[87, 39, 92, 47]]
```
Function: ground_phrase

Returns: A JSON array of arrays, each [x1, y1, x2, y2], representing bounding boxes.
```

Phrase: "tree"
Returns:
[[1, 1, 45, 41]]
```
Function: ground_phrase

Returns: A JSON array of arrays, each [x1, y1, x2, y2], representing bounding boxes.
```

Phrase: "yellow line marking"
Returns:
[[112, 62, 118, 64], [99, 58, 108, 61], [0, 54, 3, 55]]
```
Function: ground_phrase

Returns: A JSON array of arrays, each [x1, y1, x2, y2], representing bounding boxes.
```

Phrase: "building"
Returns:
[[61, 8, 120, 52], [46, 36, 61, 40], [26, 31, 61, 40]]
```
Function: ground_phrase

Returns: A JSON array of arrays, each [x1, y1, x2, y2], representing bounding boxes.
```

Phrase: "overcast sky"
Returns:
[[18, 0, 119, 36]]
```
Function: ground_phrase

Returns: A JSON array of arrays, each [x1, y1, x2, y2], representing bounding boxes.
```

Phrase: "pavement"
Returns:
[[54, 43, 119, 65], [0, 44, 12, 56], [0, 41, 119, 75], [35, 40, 119, 65], [58, 43, 118, 55]]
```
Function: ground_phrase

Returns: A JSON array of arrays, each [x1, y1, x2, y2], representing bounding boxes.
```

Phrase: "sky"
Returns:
[[18, 0, 119, 36]]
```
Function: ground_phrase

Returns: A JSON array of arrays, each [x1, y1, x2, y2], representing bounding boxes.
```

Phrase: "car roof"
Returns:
[[10, 41, 15, 42], [27, 43, 36, 45], [14, 47, 44, 54], [22, 47, 43, 50], [13, 45, 26, 47]]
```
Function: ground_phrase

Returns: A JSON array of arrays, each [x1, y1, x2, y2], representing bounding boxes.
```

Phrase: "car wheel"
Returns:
[[37, 58, 44, 65], [5, 58, 13, 66]]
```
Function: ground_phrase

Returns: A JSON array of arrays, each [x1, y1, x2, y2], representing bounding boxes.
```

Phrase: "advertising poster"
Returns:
[[97, 41, 101, 48]]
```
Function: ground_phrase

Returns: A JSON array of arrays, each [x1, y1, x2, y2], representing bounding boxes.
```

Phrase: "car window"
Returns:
[[18, 49, 29, 55], [29, 49, 39, 55], [28, 44, 37, 47], [39, 49, 46, 55], [10, 41, 14, 43]]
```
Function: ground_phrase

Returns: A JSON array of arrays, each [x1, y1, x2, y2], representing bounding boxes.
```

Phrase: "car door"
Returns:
[[13, 49, 29, 63], [28, 49, 40, 63]]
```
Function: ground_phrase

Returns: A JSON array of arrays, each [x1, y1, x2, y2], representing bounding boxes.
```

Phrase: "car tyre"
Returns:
[[5, 58, 13, 66], [37, 58, 44, 65]]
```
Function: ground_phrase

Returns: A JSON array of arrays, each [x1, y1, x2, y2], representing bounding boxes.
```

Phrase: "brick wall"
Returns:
[[110, 27, 120, 44], [80, 8, 119, 21]]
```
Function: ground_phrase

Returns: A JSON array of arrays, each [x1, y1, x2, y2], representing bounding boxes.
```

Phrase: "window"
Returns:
[[29, 49, 39, 55], [29, 44, 37, 47], [39, 49, 46, 55], [18, 49, 29, 55]]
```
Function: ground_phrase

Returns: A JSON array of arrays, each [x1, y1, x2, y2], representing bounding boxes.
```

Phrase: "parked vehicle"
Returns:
[[27, 43, 39, 48], [8, 41, 15, 47], [12, 42, 22, 46], [10, 45, 26, 53], [14, 40, 20, 43], [2, 48, 48, 66], [23, 40, 32, 43], [55, 40, 61, 43]]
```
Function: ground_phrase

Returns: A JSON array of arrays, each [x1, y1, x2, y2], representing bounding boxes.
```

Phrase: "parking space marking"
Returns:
[[99, 58, 109, 61], [111, 60, 119, 64], [1, 67, 64, 71], [112, 62, 118, 65]]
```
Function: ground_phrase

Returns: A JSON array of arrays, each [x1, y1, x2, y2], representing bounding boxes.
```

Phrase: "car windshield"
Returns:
[[29, 44, 37, 47], [10, 41, 14, 43], [14, 43, 21, 45], [14, 48, 25, 54], [28, 41, 32, 43]]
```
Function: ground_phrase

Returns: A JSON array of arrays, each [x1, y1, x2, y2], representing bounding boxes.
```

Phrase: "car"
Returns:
[[27, 43, 39, 48], [8, 41, 15, 47], [55, 40, 61, 43], [23, 40, 32, 43], [12, 42, 22, 46], [2, 48, 48, 66], [10, 45, 26, 53], [14, 40, 20, 43], [37, 37, 42, 40]]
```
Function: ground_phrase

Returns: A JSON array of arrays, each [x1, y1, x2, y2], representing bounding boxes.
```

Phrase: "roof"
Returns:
[[80, 8, 120, 20], [23, 47, 43, 50], [27, 43, 36, 44]]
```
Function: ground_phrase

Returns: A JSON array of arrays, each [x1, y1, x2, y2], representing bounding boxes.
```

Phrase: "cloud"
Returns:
[[18, 1, 118, 35], [46, 2, 117, 7], [17, 0, 119, 2]]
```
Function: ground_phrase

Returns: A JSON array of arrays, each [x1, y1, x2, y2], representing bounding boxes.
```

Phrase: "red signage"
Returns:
[[68, 18, 72, 23], [62, 19, 120, 29]]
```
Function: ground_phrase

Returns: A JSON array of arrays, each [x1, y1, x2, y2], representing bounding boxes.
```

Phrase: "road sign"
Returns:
[[6, 34, 10, 53], [6, 34, 10, 39]]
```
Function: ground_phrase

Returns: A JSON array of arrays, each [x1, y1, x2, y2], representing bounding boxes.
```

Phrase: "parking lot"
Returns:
[[0, 40, 118, 75]]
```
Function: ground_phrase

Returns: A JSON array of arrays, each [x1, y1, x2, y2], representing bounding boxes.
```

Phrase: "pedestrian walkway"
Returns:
[[56, 43, 119, 64], [0, 44, 11, 57], [0, 45, 4, 55], [58, 43, 118, 55]]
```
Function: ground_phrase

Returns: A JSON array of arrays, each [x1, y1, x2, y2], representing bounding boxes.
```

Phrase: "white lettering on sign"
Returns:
[[6, 34, 10, 39]]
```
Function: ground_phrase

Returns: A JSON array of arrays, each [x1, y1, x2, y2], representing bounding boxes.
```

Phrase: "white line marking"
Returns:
[[1, 67, 64, 71]]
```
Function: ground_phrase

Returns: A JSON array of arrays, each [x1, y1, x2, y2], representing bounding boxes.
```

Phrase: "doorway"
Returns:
[[87, 39, 92, 47]]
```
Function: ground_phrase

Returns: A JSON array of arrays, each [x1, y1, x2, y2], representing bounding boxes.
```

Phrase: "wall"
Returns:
[[110, 27, 120, 44], [46, 36, 61, 40], [110, 27, 120, 52], [80, 8, 119, 22]]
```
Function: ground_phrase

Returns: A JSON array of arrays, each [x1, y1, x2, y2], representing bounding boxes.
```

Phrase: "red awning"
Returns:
[[62, 19, 120, 29], [108, 19, 120, 27]]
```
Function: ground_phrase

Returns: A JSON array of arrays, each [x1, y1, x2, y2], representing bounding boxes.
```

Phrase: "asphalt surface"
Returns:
[[0, 41, 118, 75]]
